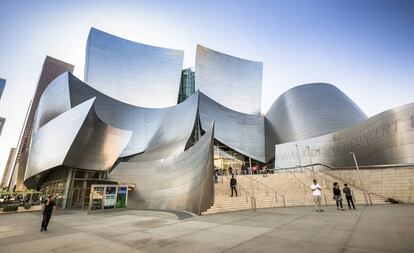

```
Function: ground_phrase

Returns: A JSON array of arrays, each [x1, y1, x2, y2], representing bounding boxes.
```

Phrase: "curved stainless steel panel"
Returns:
[[275, 103, 414, 168], [265, 83, 367, 160], [25, 98, 132, 181], [199, 92, 265, 162], [68, 72, 198, 157], [109, 123, 215, 214], [85, 28, 184, 108], [33, 72, 199, 158], [33, 73, 72, 131], [195, 45, 263, 115]]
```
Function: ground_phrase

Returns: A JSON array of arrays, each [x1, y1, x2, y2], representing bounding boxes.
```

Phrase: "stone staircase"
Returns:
[[202, 168, 389, 215]]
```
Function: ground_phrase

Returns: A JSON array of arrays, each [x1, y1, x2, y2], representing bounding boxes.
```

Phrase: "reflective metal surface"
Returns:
[[26, 98, 132, 181], [26, 71, 199, 183], [11, 56, 74, 191], [0, 78, 5, 100], [275, 103, 414, 168], [85, 28, 184, 108], [109, 123, 215, 214], [33, 72, 199, 158], [199, 92, 266, 162], [265, 83, 367, 160], [195, 45, 263, 115]]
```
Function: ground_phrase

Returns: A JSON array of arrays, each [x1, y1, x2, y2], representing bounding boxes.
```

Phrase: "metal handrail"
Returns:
[[284, 168, 329, 206], [223, 175, 256, 211], [311, 167, 374, 205], [243, 175, 286, 208]]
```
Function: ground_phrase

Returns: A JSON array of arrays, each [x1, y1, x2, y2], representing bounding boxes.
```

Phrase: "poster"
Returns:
[[116, 187, 127, 208], [91, 187, 104, 210], [104, 187, 116, 209]]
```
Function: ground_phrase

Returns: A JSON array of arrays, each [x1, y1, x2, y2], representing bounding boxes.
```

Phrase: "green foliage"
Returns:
[[2, 205, 18, 212]]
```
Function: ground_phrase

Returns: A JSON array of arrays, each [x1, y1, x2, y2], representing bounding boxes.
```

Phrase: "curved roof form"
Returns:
[[26, 98, 132, 185], [85, 28, 184, 108], [195, 45, 263, 115], [109, 122, 215, 214], [265, 82, 367, 160], [199, 92, 265, 162], [33, 72, 199, 159], [274, 102, 414, 168]]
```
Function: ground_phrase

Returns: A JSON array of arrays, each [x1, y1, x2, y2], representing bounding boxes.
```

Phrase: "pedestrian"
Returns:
[[214, 172, 218, 184], [41, 195, 56, 231], [333, 182, 345, 211], [228, 166, 233, 176], [230, 175, 238, 197], [343, 184, 356, 210], [311, 179, 323, 212]]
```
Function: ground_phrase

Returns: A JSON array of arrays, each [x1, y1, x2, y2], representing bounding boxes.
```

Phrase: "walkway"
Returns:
[[0, 205, 413, 252]]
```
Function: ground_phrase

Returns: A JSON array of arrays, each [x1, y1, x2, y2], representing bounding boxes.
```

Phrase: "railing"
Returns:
[[223, 175, 256, 211], [277, 163, 376, 206], [283, 168, 329, 206], [243, 175, 286, 208]]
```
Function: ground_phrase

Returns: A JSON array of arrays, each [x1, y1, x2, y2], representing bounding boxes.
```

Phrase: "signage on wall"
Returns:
[[91, 186, 104, 210], [116, 187, 127, 208], [89, 184, 128, 212], [104, 187, 116, 209]]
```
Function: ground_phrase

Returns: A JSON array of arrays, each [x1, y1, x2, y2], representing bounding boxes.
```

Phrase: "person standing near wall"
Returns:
[[333, 182, 345, 211], [343, 184, 356, 210], [311, 179, 323, 212], [41, 195, 56, 231], [230, 175, 238, 197]]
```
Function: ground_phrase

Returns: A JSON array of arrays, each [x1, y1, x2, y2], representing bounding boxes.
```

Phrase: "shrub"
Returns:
[[3, 205, 18, 212], [23, 203, 32, 209]]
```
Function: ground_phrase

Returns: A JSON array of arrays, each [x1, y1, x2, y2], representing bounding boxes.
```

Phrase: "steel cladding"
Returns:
[[265, 83, 368, 160], [20, 27, 414, 214], [195, 45, 263, 115], [199, 92, 266, 162], [275, 103, 414, 168], [85, 28, 184, 108]]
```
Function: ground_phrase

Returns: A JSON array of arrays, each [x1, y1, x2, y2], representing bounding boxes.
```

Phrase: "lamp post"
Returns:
[[295, 144, 302, 173], [350, 152, 368, 205], [306, 146, 315, 178]]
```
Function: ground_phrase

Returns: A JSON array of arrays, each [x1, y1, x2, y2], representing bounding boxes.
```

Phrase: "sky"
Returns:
[[0, 0, 413, 177]]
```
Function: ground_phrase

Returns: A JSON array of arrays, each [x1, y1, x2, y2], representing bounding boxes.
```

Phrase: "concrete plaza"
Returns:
[[0, 205, 413, 253]]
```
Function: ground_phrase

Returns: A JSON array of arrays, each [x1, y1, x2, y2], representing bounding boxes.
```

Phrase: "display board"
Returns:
[[89, 185, 128, 212]]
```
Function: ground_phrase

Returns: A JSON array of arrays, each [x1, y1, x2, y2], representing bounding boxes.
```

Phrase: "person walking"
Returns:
[[230, 175, 238, 197], [311, 179, 323, 212], [333, 182, 345, 211], [41, 195, 56, 231], [343, 184, 356, 210]]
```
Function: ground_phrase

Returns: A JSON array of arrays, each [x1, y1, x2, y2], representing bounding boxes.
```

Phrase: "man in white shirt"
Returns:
[[311, 179, 323, 212]]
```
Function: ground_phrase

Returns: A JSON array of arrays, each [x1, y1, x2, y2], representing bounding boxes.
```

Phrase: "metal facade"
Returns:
[[85, 28, 184, 108], [275, 103, 414, 168], [195, 45, 263, 115], [18, 27, 414, 213], [265, 83, 367, 160], [109, 123, 215, 214], [199, 92, 266, 162]]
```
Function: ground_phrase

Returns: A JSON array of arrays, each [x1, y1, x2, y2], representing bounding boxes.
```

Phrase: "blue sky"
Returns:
[[0, 0, 413, 175]]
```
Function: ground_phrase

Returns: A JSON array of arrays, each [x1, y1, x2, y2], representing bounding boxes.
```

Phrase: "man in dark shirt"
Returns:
[[41, 195, 56, 231], [230, 175, 238, 197], [343, 184, 356, 210]]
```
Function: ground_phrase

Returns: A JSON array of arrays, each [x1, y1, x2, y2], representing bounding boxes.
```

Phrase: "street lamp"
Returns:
[[306, 146, 315, 178], [350, 151, 368, 205], [295, 144, 302, 173]]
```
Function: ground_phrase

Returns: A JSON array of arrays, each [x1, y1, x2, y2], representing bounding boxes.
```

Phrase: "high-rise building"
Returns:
[[9, 56, 74, 191], [0, 148, 16, 189], [0, 78, 5, 100], [0, 78, 6, 136], [178, 68, 195, 103]]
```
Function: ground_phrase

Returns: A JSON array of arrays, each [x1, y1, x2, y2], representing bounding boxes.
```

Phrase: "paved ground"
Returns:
[[0, 205, 413, 253]]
